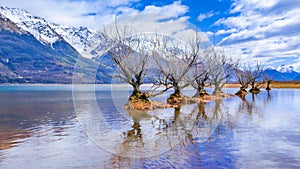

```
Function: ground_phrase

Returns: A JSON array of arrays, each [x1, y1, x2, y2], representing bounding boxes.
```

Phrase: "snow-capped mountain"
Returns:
[[50, 23, 106, 58], [0, 6, 105, 58], [0, 6, 114, 83], [0, 6, 61, 45], [276, 64, 295, 73], [262, 65, 300, 81], [0, 6, 186, 60]]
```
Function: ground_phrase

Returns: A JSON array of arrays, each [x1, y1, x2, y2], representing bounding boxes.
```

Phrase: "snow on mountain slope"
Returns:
[[262, 65, 300, 81], [50, 23, 106, 58], [0, 6, 193, 60], [0, 6, 107, 58], [276, 64, 295, 73], [0, 6, 61, 45]]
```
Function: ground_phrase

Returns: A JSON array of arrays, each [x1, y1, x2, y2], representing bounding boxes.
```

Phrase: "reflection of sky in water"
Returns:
[[0, 86, 300, 168], [232, 89, 300, 169]]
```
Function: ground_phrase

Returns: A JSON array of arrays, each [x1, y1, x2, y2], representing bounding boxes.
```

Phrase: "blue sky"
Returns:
[[1, 0, 300, 71]]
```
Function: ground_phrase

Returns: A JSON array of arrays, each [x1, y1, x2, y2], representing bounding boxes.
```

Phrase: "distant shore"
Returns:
[[0, 82, 300, 89], [224, 81, 300, 89], [0, 83, 129, 87]]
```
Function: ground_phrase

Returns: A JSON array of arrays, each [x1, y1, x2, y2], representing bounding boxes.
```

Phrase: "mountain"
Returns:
[[50, 23, 106, 59], [0, 6, 106, 58], [262, 65, 300, 81], [294, 75, 300, 81], [276, 64, 297, 74], [0, 6, 112, 83], [0, 6, 61, 45]]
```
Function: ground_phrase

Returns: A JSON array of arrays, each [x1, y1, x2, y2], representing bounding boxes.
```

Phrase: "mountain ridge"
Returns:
[[262, 65, 300, 81], [0, 6, 112, 84], [0, 6, 104, 57]]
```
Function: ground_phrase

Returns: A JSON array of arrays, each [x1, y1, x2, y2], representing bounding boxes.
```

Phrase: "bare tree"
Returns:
[[234, 64, 252, 90], [102, 23, 174, 103], [204, 46, 238, 95], [248, 62, 264, 93], [234, 62, 264, 95], [234, 63, 252, 96], [191, 58, 210, 97], [103, 24, 147, 92], [152, 32, 201, 103], [263, 75, 272, 91]]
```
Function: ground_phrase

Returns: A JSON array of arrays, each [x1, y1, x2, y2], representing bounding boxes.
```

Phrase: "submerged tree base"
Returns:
[[125, 91, 178, 110], [167, 92, 200, 105], [249, 88, 261, 94], [124, 100, 178, 110], [167, 91, 220, 105], [167, 92, 183, 105], [235, 88, 249, 97], [193, 89, 209, 98], [124, 90, 235, 110], [213, 91, 234, 98]]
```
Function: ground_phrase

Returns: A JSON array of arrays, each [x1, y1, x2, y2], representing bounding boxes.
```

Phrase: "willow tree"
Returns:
[[102, 23, 159, 103], [152, 32, 202, 104], [248, 62, 264, 93], [234, 64, 252, 96], [234, 62, 264, 96], [191, 59, 210, 97], [205, 46, 237, 95], [263, 74, 272, 91]]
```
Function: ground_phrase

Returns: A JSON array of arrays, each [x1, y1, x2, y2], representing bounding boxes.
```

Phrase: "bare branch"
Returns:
[[203, 46, 239, 94]]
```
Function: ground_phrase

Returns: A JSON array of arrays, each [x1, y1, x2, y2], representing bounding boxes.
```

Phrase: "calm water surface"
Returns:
[[0, 85, 300, 168]]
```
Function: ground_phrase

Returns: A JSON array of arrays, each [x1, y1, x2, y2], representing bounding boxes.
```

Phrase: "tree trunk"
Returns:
[[173, 107, 181, 123], [213, 82, 221, 95], [167, 84, 182, 105], [266, 80, 271, 90], [251, 81, 255, 91], [193, 87, 209, 98], [249, 81, 260, 93], [132, 83, 140, 93]]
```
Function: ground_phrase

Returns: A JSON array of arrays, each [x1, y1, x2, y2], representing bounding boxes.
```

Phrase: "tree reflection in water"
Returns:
[[106, 92, 274, 168], [115, 106, 187, 158], [105, 98, 240, 168], [121, 109, 151, 147], [0, 129, 32, 151], [237, 92, 265, 120], [267, 90, 271, 102], [238, 95, 254, 115]]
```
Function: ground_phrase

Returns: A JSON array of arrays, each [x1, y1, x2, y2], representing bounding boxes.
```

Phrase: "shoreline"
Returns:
[[0, 82, 299, 89]]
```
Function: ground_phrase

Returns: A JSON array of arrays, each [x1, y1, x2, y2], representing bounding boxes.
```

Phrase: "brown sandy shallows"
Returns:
[[125, 92, 234, 111], [223, 82, 300, 89], [267, 81, 300, 88]]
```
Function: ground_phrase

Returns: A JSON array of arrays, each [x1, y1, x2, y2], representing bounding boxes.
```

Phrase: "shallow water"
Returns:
[[0, 85, 300, 168]]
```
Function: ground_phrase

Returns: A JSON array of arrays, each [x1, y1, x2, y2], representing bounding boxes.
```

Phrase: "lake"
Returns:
[[0, 85, 300, 168]]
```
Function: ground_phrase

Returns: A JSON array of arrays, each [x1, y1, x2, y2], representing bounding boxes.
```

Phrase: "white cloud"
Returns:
[[215, 28, 237, 35], [0, 0, 187, 28], [105, 13, 209, 43], [197, 11, 216, 22], [291, 58, 300, 72], [143, 1, 188, 17], [230, 0, 278, 13], [213, 0, 300, 69], [0, 0, 143, 29], [106, 0, 140, 7], [0, 0, 210, 54]]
